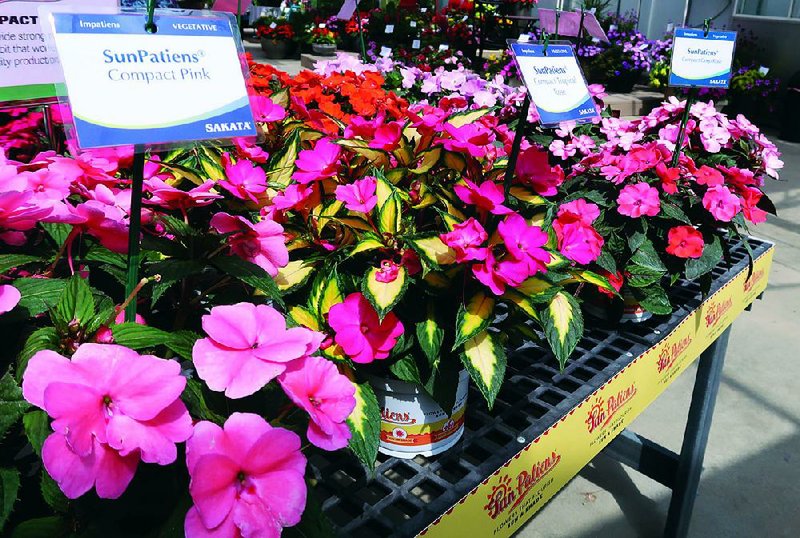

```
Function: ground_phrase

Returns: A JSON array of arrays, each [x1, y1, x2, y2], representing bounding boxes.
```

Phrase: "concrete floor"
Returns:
[[248, 47, 800, 535], [518, 134, 800, 537]]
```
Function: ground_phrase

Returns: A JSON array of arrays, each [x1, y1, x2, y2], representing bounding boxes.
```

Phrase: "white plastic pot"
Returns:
[[368, 370, 469, 459], [620, 288, 653, 323]]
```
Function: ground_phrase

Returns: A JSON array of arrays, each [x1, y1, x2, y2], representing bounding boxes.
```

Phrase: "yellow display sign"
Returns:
[[419, 244, 774, 538]]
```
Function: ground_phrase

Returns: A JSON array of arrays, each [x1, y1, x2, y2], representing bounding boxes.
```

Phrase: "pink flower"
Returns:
[[369, 122, 403, 151], [617, 183, 661, 218], [234, 137, 269, 164], [210, 212, 288, 277], [218, 159, 267, 203], [666, 226, 704, 259], [192, 302, 323, 398], [548, 139, 576, 160], [0, 190, 53, 234], [655, 162, 680, 194], [292, 138, 341, 184], [335, 177, 378, 213], [0, 284, 20, 314], [145, 178, 222, 211], [328, 293, 404, 364], [739, 186, 767, 224], [278, 356, 356, 451], [472, 249, 529, 296], [553, 217, 604, 265], [440, 218, 488, 262], [693, 165, 724, 186], [375, 259, 400, 283], [184, 413, 306, 537], [250, 95, 287, 123], [497, 213, 551, 275], [515, 147, 564, 196], [442, 123, 496, 158], [22, 345, 193, 498], [557, 199, 600, 225], [271, 183, 318, 212], [454, 179, 511, 215], [702, 185, 741, 222]]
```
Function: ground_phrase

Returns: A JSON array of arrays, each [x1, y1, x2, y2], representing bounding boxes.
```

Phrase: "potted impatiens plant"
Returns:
[[541, 98, 782, 321], [256, 16, 296, 59], [309, 26, 338, 56], [232, 64, 613, 461]]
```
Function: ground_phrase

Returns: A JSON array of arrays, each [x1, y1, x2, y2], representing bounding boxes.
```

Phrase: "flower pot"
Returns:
[[582, 286, 651, 324], [260, 38, 290, 59], [311, 43, 337, 56], [368, 370, 469, 459], [620, 288, 652, 324]]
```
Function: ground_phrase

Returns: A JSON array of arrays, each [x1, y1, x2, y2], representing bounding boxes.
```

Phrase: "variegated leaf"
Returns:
[[460, 331, 506, 409], [362, 265, 408, 319], [453, 292, 495, 350], [274, 260, 317, 293], [347, 382, 380, 471], [540, 292, 584, 369]]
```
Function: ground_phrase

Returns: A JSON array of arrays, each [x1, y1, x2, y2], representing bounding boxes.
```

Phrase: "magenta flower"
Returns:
[[22, 345, 193, 498], [557, 199, 600, 225], [369, 122, 403, 151], [335, 177, 378, 213], [497, 213, 551, 275], [278, 356, 356, 451], [442, 123, 496, 158], [375, 259, 401, 283], [440, 218, 488, 262], [617, 183, 661, 218], [145, 178, 222, 211], [218, 159, 267, 203], [515, 147, 564, 196], [250, 95, 287, 123], [210, 212, 288, 277], [271, 183, 318, 212], [292, 138, 341, 184], [472, 249, 529, 296], [328, 293, 404, 364], [0, 284, 20, 314], [454, 179, 511, 215], [0, 190, 53, 234], [184, 413, 306, 537], [702, 185, 741, 222], [692, 165, 724, 186], [554, 221, 604, 265], [192, 302, 323, 398]]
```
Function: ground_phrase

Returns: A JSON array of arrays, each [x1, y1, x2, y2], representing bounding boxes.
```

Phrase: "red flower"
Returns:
[[666, 226, 704, 259]]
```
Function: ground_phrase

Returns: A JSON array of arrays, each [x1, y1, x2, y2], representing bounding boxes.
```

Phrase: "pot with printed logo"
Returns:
[[368, 370, 469, 458]]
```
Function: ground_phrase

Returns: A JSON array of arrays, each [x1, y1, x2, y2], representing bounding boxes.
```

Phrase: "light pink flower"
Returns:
[[617, 183, 661, 218], [0, 190, 53, 234], [193, 302, 323, 399], [335, 177, 378, 213], [22, 345, 193, 498], [442, 123, 496, 158], [278, 356, 356, 451], [440, 218, 488, 262], [497, 213, 551, 275], [218, 159, 267, 203], [454, 179, 511, 215], [292, 138, 341, 184], [184, 413, 306, 537], [0, 284, 21, 314], [328, 293, 404, 364], [250, 95, 287, 123], [702, 185, 741, 222], [210, 212, 288, 277], [472, 249, 529, 296], [549, 139, 576, 160]]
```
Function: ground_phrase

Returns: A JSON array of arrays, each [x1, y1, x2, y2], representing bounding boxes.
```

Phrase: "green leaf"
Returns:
[[634, 285, 672, 315], [540, 292, 584, 369], [630, 241, 667, 273], [23, 411, 49, 457], [210, 255, 283, 307], [182, 379, 225, 425], [660, 202, 692, 224], [390, 355, 422, 385], [446, 108, 489, 127], [0, 255, 40, 275], [596, 251, 617, 274], [627, 231, 647, 252], [16, 327, 59, 380], [52, 275, 95, 327], [40, 472, 68, 514], [460, 331, 506, 409], [112, 323, 174, 349], [409, 148, 441, 175], [626, 264, 664, 288], [415, 309, 443, 366], [9, 516, 68, 538], [453, 291, 495, 350], [362, 265, 408, 320], [41, 223, 72, 247], [83, 246, 127, 268], [406, 235, 457, 271], [685, 235, 723, 280], [0, 371, 29, 440], [317, 269, 344, 318], [0, 468, 20, 531], [347, 382, 380, 471], [267, 131, 299, 188], [166, 330, 200, 361], [348, 237, 386, 257], [12, 278, 67, 318], [569, 270, 618, 296]]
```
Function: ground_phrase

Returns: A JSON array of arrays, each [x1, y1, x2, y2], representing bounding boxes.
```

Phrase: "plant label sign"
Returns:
[[0, 0, 117, 106], [668, 28, 736, 88], [47, 11, 256, 148], [509, 42, 598, 127]]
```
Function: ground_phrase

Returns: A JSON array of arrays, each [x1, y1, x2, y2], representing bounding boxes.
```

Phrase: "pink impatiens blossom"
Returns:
[[22, 344, 193, 499], [472, 248, 529, 296], [375, 259, 401, 283], [557, 199, 600, 225], [369, 122, 403, 151], [335, 177, 378, 213], [192, 302, 324, 399], [442, 123, 496, 158], [292, 138, 341, 184], [328, 292, 404, 364], [702, 185, 741, 222], [184, 413, 306, 537], [515, 146, 564, 196], [692, 165, 724, 186], [145, 178, 222, 212], [250, 95, 287, 123], [210, 212, 288, 277], [217, 158, 268, 203], [271, 183, 319, 212], [554, 220, 604, 265], [454, 179, 511, 215], [548, 139, 576, 160], [0, 284, 20, 314], [278, 356, 356, 451], [497, 213, 551, 275], [617, 183, 661, 218], [440, 218, 488, 262]]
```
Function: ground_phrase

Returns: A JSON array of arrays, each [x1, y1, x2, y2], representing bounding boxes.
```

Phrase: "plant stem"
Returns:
[[125, 145, 147, 322]]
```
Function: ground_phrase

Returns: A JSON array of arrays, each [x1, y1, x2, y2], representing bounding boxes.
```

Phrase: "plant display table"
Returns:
[[308, 237, 774, 538]]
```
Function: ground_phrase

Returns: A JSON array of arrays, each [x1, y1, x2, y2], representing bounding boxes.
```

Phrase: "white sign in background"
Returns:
[[515, 52, 592, 114], [669, 29, 736, 86]]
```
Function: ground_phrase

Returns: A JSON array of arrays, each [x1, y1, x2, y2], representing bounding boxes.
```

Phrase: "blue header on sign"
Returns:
[[510, 43, 574, 58], [674, 28, 736, 41], [52, 13, 234, 37]]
